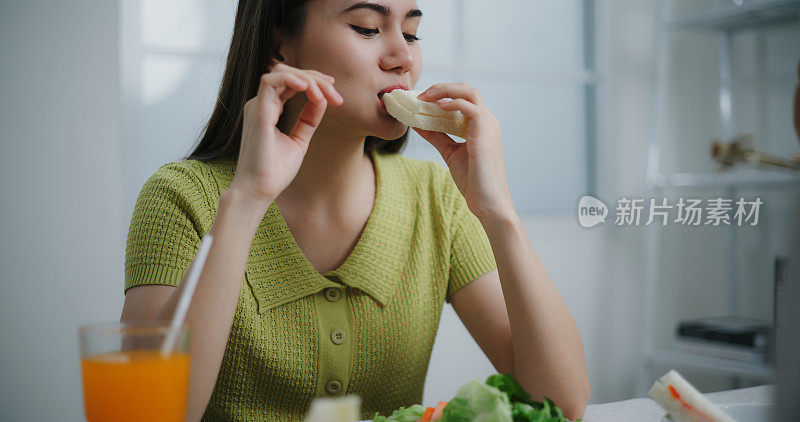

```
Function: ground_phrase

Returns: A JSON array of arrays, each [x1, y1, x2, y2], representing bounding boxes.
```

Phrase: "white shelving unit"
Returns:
[[637, 0, 800, 394]]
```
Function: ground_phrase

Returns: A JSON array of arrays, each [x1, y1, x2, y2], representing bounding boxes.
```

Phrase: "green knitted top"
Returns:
[[124, 148, 497, 421]]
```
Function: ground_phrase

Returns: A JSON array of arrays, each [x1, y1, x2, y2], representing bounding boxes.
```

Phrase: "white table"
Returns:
[[583, 385, 774, 421]]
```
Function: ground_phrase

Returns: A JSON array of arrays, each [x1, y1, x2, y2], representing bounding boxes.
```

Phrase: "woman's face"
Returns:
[[279, 0, 423, 140]]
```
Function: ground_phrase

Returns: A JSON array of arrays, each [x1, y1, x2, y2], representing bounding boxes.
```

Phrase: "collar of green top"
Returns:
[[207, 148, 414, 313]]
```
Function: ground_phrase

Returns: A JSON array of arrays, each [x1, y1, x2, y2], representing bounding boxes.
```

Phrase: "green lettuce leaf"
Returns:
[[485, 374, 579, 422], [486, 374, 532, 405], [440, 378, 512, 422], [439, 397, 473, 422], [371, 404, 425, 422], [373, 374, 581, 422]]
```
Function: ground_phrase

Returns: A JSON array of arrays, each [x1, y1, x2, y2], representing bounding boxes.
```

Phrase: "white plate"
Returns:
[[660, 403, 774, 421]]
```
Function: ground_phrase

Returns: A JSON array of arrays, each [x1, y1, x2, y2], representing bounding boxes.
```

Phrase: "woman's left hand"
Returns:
[[413, 83, 515, 222]]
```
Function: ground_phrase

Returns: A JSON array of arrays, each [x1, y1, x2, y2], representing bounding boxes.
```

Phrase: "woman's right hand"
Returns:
[[229, 59, 343, 206]]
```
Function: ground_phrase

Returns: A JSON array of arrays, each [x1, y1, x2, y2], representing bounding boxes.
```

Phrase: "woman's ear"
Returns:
[[272, 29, 296, 65], [271, 29, 286, 62]]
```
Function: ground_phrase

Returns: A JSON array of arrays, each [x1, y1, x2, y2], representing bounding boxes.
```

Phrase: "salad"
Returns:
[[372, 374, 581, 422]]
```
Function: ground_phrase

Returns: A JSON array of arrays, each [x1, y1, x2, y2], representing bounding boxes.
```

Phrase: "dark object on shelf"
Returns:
[[678, 316, 772, 347], [675, 316, 772, 363], [711, 133, 800, 172]]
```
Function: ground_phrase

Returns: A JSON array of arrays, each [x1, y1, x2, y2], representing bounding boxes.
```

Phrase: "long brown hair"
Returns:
[[186, 0, 408, 162]]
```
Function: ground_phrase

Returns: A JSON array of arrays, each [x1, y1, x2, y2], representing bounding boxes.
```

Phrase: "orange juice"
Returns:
[[81, 350, 190, 422]]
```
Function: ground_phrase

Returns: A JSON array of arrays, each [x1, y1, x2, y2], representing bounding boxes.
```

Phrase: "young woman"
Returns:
[[120, 0, 590, 420]]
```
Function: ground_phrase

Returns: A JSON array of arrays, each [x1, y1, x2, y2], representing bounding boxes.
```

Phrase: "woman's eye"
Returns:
[[349, 25, 420, 43], [350, 25, 379, 36]]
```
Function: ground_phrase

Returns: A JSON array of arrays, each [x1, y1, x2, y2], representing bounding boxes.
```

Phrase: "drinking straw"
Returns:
[[160, 234, 214, 355]]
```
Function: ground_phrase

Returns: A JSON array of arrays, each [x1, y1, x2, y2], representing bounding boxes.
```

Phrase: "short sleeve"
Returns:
[[439, 167, 497, 303], [124, 162, 212, 294]]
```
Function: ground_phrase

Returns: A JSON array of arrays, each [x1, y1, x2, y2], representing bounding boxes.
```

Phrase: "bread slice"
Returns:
[[382, 89, 469, 138]]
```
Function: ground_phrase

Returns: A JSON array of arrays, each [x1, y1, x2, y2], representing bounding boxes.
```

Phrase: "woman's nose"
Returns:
[[379, 31, 415, 73]]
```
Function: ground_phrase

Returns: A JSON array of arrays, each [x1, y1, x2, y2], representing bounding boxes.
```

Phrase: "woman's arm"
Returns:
[[121, 188, 269, 422], [456, 213, 590, 421], [413, 82, 589, 420], [449, 220, 590, 420], [121, 61, 342, 421]]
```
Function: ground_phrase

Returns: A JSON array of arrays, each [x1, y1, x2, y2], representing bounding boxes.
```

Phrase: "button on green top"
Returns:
[[326, 380, 342, 395], [324, 287, 342, 302], [330, 329, 346, 345]]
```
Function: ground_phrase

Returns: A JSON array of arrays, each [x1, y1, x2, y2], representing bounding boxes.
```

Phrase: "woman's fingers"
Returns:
[[305, 69, 336, 84], [251, 73, 301, 126], [287, 97, 328, 149], [304, 73, 342, 105], [256, 72, 301, 104], [289, 71, 325, 103], [413, 127, 460, 162], [271, 61, 334, 85], [276, 64, 342, 105], [288, 71, 342, 105], [276, 74, 309, 103], [417, 82, 482, 105], [437, 98, 481, 119], [249, 62, 344, 143], [260, 64, 342, 106]]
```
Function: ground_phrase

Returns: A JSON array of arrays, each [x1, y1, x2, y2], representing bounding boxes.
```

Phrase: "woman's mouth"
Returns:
[[377, 84, 409, 113]]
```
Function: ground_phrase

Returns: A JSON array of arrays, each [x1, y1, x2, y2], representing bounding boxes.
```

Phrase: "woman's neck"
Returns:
[[274, 120, 375, 221]]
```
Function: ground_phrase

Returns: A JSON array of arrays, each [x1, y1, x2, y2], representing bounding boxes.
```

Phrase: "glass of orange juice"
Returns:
[[78, 321, 191, 422]]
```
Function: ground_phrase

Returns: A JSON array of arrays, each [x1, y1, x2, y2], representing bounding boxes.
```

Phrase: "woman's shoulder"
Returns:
[[147, 158, 221, 184], [139, 158, 224, 208]]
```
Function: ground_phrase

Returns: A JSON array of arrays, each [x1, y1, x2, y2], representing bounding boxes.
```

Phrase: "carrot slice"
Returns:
[[417, 407, 434, 422], [431, 401, 448, 421]]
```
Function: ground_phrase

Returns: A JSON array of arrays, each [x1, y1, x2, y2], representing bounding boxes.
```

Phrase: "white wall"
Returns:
[[0, 1, 125, 421]]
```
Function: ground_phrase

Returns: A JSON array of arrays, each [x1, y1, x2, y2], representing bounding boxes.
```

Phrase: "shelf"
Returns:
[[648, 348, 775, 380], [638, 0, 797, 396], [654, 170, 800, 189], [665, 0, 800, 32]]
